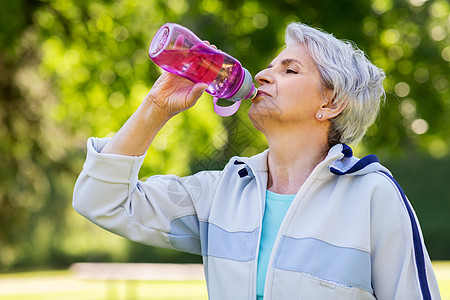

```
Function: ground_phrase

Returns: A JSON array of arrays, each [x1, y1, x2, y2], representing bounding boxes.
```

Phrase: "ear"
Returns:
[[316, 89, 347, 121]]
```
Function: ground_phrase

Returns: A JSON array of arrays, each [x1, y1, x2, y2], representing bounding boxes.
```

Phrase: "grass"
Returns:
[[435, 261, 450, 299], [0, 270, 208, 300], [0, 262, 449, 299]]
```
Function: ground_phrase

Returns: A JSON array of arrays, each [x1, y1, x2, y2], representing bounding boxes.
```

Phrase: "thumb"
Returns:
[[186, 83, 209, 106]]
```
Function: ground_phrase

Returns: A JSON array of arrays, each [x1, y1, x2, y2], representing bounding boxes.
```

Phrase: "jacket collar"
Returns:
[[329, 144, 391, 176], [232, 144, 390, 177]]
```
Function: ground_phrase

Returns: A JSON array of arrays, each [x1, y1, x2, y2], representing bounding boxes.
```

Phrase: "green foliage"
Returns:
[[386, 149, 450, 260], [0, 0, 449, 270]]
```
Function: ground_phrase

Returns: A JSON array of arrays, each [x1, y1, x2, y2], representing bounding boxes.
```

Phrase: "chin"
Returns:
[[249, 104, 273, 134], [248, 110, 262, 133], [250, 99, 283, 122]]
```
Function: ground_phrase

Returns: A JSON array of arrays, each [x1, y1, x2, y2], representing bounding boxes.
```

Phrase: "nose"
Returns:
[[255, 68, 272, 86]]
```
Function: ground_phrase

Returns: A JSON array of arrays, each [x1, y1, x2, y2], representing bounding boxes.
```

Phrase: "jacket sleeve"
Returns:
[[370, 172, 441, 300], [72, 137, 221, 255]]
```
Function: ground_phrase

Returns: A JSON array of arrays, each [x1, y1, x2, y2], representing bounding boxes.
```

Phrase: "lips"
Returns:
[[256, 90, 271, 98]]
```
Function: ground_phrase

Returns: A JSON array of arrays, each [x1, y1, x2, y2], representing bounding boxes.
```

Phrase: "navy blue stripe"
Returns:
[[380, 172, 431, 300], [330, 154, 380, 175], [341, 144, 353, 157]]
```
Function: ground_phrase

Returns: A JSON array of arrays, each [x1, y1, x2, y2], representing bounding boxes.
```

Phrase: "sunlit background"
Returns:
[[0, 0, 449, 289]]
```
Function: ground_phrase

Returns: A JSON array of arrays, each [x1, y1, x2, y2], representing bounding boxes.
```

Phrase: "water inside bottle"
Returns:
[[151, 46, 244, 99]]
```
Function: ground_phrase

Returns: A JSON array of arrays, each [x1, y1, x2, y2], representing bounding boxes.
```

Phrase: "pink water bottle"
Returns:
[[148, 23, 257, 117]]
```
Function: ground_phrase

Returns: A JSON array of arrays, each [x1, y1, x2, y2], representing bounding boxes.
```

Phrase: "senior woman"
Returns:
[[73, 23, 440, 299]]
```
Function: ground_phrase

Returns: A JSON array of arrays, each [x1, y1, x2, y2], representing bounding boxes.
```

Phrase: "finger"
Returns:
[[153, 71, 173, 86], [186, 83, 208, 106], [174, 34, 185, 49], [192, 82, 208, 96], [203, 40, 218, 50]]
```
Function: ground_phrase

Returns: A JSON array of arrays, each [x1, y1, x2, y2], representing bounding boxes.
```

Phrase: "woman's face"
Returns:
[[249, 43, 327, 131]]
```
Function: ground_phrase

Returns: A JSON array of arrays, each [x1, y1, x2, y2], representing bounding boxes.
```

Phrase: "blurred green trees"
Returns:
[[0, 0, 449, 271]]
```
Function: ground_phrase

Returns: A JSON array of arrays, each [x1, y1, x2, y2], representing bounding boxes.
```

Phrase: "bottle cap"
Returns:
[[226, 68, 256, 102]]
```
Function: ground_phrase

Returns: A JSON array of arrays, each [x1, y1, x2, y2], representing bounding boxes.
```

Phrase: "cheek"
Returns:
[[297, 78, 323, 101], [281, 80, 313, 103], [283, 82, 324, 115]]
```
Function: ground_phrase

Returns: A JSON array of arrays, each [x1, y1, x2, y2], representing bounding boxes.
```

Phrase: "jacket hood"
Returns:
[[233, 144, 391, 177], [329, 144, 391, 176]]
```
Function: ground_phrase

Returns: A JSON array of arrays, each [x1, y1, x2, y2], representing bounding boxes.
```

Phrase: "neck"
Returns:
[[265, 124, 330, 195]]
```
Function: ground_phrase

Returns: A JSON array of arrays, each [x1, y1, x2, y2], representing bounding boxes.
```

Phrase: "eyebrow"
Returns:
[[268, 58, 305, 69]]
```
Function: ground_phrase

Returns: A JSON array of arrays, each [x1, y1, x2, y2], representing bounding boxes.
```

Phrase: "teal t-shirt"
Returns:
[[256, 190, 295, 300]]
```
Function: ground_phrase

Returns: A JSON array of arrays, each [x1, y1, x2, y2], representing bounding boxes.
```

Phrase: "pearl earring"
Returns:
[[318, 114, 323, 119]]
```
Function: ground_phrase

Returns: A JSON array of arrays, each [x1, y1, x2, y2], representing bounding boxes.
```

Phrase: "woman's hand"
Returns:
[[145, 40, 217, 118], [145, 40, 218, 119], [146, 71, 208, 119]]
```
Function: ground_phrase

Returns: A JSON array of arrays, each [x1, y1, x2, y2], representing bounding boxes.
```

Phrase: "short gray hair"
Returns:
[[285, 22, 385, 146]]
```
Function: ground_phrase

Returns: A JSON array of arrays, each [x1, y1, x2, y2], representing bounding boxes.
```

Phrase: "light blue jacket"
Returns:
[[73, 137, 441, 299]]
